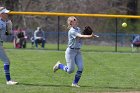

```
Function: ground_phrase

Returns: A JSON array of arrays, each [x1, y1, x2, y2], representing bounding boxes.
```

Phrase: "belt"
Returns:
[[69, 47, 80, 50]]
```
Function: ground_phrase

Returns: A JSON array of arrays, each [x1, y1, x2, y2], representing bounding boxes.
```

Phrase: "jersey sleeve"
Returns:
[[0, 23, 2, 30], [70, 30, 80, 39]]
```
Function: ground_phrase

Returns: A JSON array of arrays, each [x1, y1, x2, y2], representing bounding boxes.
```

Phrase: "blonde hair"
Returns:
[[0, 7, 4, 10], [67, 16, 76, 29]]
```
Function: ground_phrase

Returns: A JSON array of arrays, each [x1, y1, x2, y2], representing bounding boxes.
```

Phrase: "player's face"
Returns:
[[1, 13, 8, 21], [71, 18, 78, 27]]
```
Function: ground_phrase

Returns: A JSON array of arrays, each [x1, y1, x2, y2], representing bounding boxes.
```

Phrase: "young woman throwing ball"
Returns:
[[53, 16, 95, 87]]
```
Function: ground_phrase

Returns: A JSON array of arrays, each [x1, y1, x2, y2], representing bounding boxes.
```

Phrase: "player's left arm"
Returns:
[[6, 20, 12, 35]]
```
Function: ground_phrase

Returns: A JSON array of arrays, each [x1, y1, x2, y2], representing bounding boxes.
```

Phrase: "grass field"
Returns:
[[0, 43, 140, 93], [3, 42, 137, 52]]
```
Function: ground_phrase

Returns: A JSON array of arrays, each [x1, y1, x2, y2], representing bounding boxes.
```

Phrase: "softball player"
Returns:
[[0, 7, 18, 85], [53, 16, 94, 87]]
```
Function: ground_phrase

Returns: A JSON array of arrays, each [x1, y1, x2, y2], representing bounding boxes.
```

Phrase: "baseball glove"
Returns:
[[5, 20, 12, 35], [82, 26, 93, 35]]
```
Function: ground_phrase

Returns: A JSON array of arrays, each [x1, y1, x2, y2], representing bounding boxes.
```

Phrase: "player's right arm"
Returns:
[[70, 29, 93, 39], [76, 33, 94, 39]]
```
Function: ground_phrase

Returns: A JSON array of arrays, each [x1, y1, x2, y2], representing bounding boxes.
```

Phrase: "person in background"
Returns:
[[0, 7, 18, 85], [132, 35, 140, 47], [30, 36, 34, 47], [13, 26, 27, 48], [17, 28, 27, 48], [34, 27, 45, 48]]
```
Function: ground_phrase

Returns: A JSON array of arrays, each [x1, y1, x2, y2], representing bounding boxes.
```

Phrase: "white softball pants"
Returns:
[[65, 47, 83, 74]]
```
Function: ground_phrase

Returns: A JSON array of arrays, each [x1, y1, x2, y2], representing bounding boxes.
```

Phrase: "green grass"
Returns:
[[0, 43, 140, 93], [3, 42, 135, 52]]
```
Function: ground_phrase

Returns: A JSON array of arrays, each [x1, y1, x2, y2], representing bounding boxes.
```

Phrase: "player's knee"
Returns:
[[67, 69, 74, 74], [78, 67, 83, 72]]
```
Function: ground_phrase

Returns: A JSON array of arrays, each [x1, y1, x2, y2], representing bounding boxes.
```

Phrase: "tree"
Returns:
[[127, 0, 138, 15], [127, 0, 138, 32]]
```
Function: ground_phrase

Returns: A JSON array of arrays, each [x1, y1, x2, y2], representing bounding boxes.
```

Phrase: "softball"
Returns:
[[122, 22, 127, 28]]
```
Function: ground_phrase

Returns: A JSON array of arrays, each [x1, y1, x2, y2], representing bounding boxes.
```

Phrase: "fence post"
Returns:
[[115, 18, 118, 52], [57, 16, 60, 50]]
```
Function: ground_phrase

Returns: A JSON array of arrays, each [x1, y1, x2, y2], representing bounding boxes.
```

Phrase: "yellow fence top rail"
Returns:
[[9, 11, 140, 19]]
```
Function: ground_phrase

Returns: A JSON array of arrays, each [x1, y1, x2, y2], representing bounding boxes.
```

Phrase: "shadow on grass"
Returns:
[[94, 86, 139, 91], [19, 83, 70, 87], [105, 86, 135, 89], [17, 82, 137, 89], [18, 83, 92, 88]]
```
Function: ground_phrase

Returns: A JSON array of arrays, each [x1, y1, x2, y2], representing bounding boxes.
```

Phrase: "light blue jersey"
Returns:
[[0, 18, 6, 40], [0, 17, 10, 64], [68, 27, 82, 48]]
